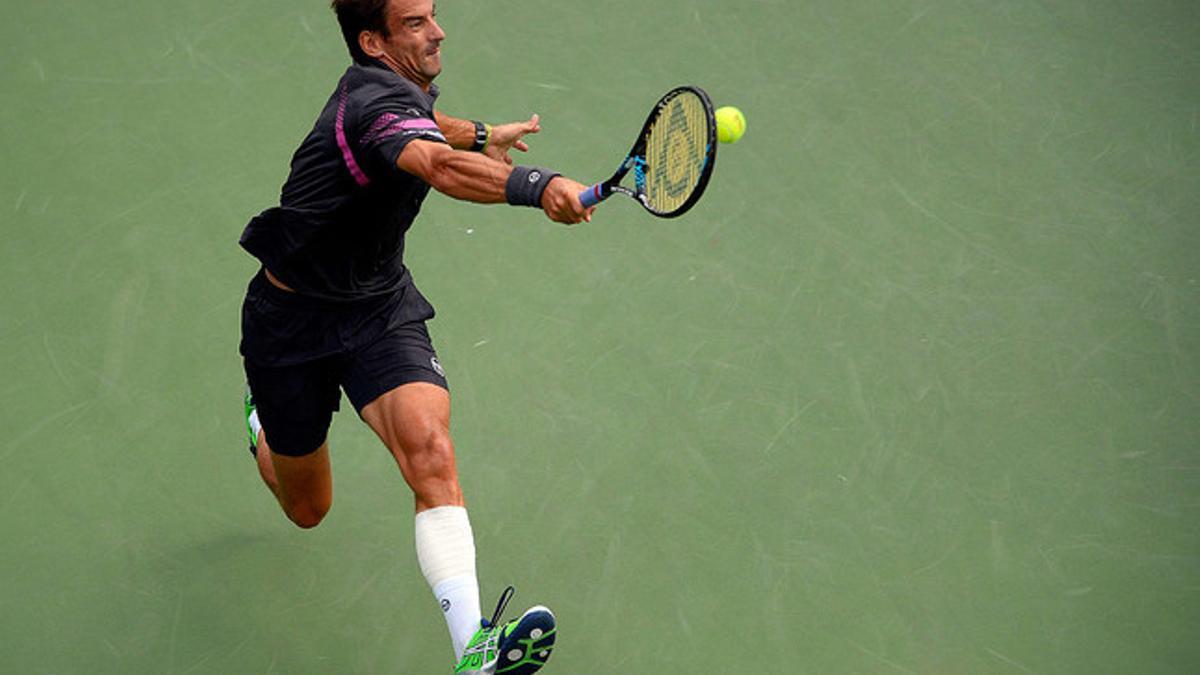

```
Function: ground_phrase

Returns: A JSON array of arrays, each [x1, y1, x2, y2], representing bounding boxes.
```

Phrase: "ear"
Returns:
[[359, 29, 385, 59]]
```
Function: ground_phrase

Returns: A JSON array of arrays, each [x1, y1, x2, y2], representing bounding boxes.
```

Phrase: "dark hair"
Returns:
[[331, 0, 390, 64]]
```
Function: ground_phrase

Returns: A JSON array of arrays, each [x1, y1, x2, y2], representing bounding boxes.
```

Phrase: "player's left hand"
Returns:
[[483, 114, 540, 165]]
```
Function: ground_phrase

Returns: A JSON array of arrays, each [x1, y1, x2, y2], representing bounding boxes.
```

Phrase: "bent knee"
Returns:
[[407, 433, 458, 480], [286, 500, 331, 529], [400, 433, 461, 505]]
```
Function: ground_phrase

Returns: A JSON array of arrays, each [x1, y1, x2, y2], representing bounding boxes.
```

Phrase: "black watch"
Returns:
[[470, 120, 489, 152]]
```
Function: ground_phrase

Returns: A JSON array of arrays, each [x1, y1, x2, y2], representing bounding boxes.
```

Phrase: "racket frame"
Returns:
[[580, 86, 718, 218]]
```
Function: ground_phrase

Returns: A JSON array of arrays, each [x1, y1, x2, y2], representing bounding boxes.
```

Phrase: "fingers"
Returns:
[[540, 177, 594, 225], [507, 115, 539, 141], [485, 115, 539, 164]]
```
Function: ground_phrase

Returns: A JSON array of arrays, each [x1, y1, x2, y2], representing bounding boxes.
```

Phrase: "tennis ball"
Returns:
[[715, 106, 746, 144]]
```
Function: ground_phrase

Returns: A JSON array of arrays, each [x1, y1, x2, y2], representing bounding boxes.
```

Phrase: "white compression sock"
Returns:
[[414, 506, 482, 661]]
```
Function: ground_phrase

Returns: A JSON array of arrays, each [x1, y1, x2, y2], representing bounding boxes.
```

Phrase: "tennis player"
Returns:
[[238, 1, 589, 672]]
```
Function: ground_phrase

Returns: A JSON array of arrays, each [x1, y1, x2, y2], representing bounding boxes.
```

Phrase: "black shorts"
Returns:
[[239, 269, 447, 457]]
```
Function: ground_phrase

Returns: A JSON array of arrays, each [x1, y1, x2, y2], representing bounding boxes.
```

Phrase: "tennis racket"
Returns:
[[579, 86, 717, 218]]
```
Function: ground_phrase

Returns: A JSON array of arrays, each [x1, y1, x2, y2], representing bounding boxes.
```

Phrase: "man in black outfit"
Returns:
[[238, 1, 590, 672]]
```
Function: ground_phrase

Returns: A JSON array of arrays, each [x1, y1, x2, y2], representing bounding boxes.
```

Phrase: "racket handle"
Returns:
[[579, 183, 607, 209]]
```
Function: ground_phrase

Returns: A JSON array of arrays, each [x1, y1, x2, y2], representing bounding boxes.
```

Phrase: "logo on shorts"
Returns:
[[430, 356, 445, 377], [441, 598, 451, 612]]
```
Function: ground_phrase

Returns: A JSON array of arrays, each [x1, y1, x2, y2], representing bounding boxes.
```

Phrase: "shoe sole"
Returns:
[[496, 606, 556, 674]]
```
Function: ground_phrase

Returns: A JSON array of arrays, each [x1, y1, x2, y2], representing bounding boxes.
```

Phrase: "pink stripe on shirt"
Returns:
[[335, 84, 370, 187]]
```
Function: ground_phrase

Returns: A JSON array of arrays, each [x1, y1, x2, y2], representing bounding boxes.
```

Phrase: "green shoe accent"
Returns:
[[244, 386, 258, 455], [454, 622, 501, 674]]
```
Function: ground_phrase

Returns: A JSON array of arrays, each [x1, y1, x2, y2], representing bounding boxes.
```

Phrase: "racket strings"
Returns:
[[644, 92, 710, 214]]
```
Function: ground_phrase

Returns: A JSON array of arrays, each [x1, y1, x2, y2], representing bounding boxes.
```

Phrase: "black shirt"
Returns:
[[240, 60, 447, 301]]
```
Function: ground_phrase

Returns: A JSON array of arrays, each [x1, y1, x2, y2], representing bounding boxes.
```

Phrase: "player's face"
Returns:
[[379, 0, 445, 87]]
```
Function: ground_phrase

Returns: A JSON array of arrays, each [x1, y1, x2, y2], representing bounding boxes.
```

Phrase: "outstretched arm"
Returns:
[[397, 139, 593, 224], [434, 111, 541, 165]]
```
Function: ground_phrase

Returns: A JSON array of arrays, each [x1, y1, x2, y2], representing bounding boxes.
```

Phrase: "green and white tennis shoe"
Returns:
[[244, 386, 259, 456], [455, 587, 556, 674]]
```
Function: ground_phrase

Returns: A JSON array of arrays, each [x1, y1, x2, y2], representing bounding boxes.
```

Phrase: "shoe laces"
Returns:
[[483, 585, 515, 629]]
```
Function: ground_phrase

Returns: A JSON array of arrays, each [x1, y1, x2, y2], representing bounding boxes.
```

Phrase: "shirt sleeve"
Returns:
[[351, 81, 447, 181]]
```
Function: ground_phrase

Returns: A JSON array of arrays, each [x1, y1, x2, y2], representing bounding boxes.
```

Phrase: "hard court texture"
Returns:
[[1, 1, 1197, 673]]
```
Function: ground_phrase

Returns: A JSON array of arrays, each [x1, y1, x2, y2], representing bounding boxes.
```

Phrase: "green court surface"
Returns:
[[2, 1, 1198, 673]]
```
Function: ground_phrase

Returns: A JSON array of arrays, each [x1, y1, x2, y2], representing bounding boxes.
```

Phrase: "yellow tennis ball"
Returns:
[[715, 106, 746, 144]]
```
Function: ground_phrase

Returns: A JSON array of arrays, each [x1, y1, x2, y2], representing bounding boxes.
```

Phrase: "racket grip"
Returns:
[[579, 183, 606, 209]]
